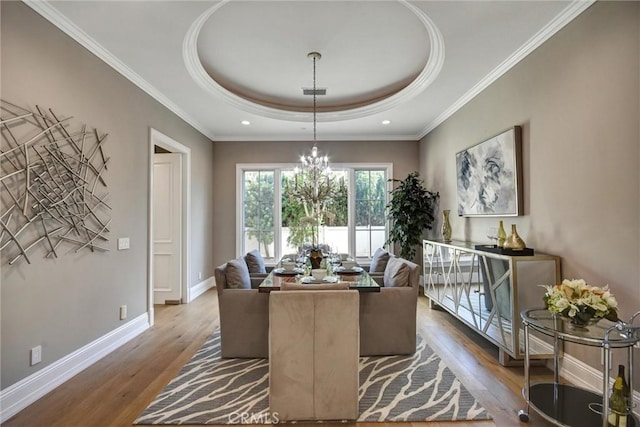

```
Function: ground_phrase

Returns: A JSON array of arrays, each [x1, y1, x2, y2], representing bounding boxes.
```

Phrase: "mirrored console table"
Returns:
[[423, 239, 561, 365]]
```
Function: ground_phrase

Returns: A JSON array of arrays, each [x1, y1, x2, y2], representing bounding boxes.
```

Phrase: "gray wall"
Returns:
[[420, 1, 639, 382], [1, 2, 215, 388], [211, 140, 419, 267]]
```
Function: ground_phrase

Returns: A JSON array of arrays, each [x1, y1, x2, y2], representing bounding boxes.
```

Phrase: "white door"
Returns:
[[153, 153, 182, 304]]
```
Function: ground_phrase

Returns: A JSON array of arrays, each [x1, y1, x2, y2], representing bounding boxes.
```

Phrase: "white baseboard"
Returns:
[[0, 313, 149, 423], [527, 332, 553, 355], [189, 276, 215, 302]]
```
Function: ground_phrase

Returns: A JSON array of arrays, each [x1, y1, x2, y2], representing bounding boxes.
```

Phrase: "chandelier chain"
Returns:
[[313, 54, 317, 141], [296, 52, 328, 175]]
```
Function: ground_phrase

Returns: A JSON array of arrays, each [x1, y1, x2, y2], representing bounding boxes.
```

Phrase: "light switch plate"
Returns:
[[117, 237, 130, 250]]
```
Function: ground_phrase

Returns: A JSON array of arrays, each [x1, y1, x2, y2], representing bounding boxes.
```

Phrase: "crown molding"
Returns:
[[417, 0, 596, 139], [183, 0, 444, 123], [213, 132, 421, 142], [22, 0, 217, 141]]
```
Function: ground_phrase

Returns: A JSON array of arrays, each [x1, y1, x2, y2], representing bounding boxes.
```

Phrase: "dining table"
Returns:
[[258, 258, 380, 293]]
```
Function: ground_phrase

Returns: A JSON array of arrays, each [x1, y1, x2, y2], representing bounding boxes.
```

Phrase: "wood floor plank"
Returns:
[[4, 289, 556, 427]]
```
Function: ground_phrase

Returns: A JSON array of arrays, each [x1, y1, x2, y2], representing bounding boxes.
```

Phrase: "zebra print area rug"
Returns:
[[135, 332, 491, 424]]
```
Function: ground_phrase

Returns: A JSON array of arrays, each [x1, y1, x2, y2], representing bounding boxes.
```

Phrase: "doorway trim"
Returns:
[[148, 128, 191, 325]]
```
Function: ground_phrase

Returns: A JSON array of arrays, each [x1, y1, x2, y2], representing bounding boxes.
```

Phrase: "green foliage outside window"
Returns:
[[282, 172, 347, 248], [355, 170, 386, 227], [243, 171, 275, 257], [244, 168, 389, 257]]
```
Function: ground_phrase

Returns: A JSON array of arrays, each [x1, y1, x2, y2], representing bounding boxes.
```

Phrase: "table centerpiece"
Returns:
[[542, 279, 619, 329]]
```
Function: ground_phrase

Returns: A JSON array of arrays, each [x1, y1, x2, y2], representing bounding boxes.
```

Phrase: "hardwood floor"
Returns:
[[4, 289, 555, 427]]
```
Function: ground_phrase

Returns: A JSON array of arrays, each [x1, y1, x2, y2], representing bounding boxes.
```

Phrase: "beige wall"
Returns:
[[212, 140, 419, 266], [420, 1, 639, 381], [1, 2, 215, 388]]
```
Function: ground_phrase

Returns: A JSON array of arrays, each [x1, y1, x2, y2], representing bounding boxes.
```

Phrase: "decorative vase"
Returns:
[[309, 248, 323, 269], [560, 314, 600, 331], [503, 224, 525, 250], [497, 220, 507, 248], [441, 210, 452, 243]]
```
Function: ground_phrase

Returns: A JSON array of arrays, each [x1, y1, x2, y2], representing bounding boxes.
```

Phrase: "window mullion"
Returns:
[[274, 169, 282, 261], [348, 168, 356, 257]]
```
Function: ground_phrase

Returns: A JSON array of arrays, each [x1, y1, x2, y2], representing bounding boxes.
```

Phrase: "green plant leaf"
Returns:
[[385, 171, 439, 260]]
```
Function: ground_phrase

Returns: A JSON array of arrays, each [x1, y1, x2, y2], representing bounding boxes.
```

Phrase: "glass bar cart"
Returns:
[[519, 308, 639, 427]]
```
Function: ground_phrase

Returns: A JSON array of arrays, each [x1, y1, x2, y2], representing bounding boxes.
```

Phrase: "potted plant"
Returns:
[[386, 171, 440, 260]]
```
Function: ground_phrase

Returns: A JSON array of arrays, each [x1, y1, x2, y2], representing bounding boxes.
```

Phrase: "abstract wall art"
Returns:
[[0, 100, 111, 265], [456, 126, 522, 217]]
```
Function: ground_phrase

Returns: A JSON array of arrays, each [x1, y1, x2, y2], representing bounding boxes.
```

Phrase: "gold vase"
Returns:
[[497, 220, 507, 248], [503, 224, 526, 250], [441, 210, 452, 242]]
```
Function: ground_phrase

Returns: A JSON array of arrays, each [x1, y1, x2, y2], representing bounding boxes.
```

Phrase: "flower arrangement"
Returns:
[[542, 279, 619, 324]]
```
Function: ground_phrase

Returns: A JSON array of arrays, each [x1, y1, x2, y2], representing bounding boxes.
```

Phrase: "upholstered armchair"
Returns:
[[214, 259, 269, 358], [359, 254, 420, 356], [269, 286, 359, 421]]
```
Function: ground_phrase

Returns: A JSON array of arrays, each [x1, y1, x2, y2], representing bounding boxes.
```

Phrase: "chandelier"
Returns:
[[295, 51, 329, 177], [288, 52, 344, 247]]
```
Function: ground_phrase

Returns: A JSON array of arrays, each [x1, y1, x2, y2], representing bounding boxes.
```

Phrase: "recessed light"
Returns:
[[241, 120, 251, 126], [382, 120, 391, 125]]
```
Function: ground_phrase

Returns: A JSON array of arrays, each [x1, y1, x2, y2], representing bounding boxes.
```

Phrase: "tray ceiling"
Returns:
[[24, 0, 593, 141]]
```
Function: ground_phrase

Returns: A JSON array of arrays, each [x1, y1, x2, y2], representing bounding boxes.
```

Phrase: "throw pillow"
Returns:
[[383, 256, 410, 287], [225, 258, 251, 289], [244, 249, 267, 274], [369, 248, 390, 273]]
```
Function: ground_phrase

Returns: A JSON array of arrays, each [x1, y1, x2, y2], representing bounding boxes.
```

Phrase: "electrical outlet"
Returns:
[[120, 305, 127, 320], [30, 346, 42, 366], [117, 237, 130, 250], [198, 272, 203, 280]]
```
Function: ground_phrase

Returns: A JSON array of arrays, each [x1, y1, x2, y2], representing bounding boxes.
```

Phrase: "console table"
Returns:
[[519, 308, 640, 426], [423, 239, 561, 364]]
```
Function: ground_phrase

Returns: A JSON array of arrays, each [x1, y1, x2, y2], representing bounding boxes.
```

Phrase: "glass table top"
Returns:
[[521, 308, 639, 347], [258, 267, 380, 293]]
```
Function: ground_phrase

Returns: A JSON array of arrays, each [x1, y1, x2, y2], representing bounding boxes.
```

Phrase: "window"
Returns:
[[354, 169, 387, 258], [241, 170, 275, 262], [238, 163, 392, 263]]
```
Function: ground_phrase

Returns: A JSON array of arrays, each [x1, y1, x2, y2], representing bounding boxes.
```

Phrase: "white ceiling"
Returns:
[[25, 0, 594, 142]]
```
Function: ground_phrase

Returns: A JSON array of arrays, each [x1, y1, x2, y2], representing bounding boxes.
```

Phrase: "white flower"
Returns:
[[554, 299, 569, 311], [542, 279, 619, 321]]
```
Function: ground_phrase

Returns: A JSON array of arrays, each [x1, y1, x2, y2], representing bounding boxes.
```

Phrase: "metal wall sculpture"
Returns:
[[0, 100, 111, 265]]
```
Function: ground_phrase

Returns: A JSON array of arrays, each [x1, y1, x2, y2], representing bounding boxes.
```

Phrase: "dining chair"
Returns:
[[269, 288, 359, 421]]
